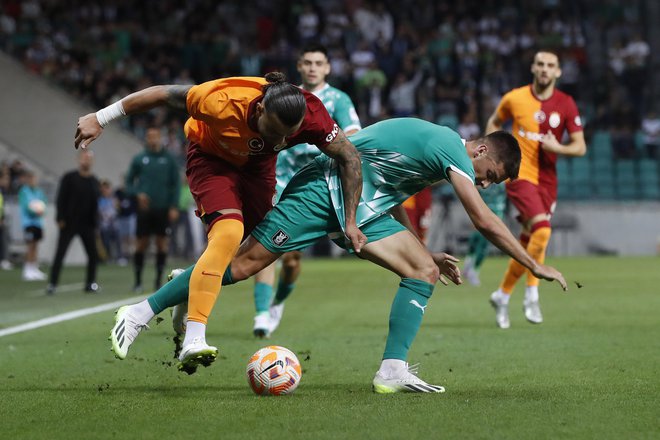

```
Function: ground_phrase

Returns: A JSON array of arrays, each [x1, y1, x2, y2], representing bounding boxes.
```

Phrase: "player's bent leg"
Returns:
[[179, 218, 243, 374], [359, 228, 444, 393]]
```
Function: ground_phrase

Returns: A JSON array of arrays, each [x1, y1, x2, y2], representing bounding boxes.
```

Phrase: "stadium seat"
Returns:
[[638, 160, 660, 200], [615, 160, 638, 199], [591, 130, 613, 158]]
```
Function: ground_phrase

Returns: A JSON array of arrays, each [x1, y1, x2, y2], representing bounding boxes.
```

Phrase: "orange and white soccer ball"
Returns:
[[246, 346, 302, 396]]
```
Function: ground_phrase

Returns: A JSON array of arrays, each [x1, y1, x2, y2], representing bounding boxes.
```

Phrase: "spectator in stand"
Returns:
[[18, 170, 47, 281], [641, 110, 660, 159], [47, 150, 101, 295]]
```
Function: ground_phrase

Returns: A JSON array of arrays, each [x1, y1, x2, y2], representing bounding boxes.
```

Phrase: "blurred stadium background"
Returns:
[[0, 0, 658, 263]]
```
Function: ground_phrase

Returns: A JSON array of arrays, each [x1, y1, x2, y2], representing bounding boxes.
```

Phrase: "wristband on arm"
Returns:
[[95, 101, 126, 128]]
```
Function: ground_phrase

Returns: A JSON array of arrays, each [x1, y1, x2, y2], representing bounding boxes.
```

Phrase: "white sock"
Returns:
[[183, 321, 206, 346], [525, 285, 539, 302], [131, 300, 156, 324], [495, 288, 511, 304], [378, 359, 406, 378]]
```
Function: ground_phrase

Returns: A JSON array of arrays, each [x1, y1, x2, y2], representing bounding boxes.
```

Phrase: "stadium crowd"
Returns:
[[0, 0, 656, 164], [0, 0, 657, 269]]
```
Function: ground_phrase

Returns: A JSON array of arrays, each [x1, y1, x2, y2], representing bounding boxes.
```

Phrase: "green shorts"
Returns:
[[252, 163, 406, 254]]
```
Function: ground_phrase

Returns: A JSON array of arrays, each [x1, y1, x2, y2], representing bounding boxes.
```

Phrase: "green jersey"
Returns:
[[480, 183, 506, 216], [316, 118, 475, 230], [275, 84, 360, 197], [126, 148, 180, 210]]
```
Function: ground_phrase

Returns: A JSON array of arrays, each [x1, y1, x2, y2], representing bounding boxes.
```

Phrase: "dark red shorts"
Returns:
[[506, 179, 556, 223], [186, 142, 276, 237]]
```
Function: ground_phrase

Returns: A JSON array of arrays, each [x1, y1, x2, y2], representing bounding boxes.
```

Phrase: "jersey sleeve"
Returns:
[[186, 80, 230, 124], [495, 92, 513, 123], [563, 95, 583, 134], [294, 92, 340, 148], [332, 92, 361, 133]]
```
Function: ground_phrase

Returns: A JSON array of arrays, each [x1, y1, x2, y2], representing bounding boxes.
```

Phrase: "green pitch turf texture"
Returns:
[[0, 256, 658, 439]]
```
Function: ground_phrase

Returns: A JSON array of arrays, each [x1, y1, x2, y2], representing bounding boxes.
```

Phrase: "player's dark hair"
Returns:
[[300, 43, 329, 59], [262, 72, 306, 126], [484, 131, 521, 180], [534, 49, 561, 65]]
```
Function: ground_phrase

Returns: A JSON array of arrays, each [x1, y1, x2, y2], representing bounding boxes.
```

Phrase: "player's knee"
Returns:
[[410, 258, 439, 285], [281, 251, 301, 271]]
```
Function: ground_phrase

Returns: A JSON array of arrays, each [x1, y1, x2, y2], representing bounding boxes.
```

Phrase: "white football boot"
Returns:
[[167, 269, 188, 358], [373, 362, 445, 394], [268, 302, 285, 334], [177, 337, 218, 375], [523, 299, 543, 324], [110, 305, 150, 359], [253, 313, 271, 338], [489, 291, 510, 329]]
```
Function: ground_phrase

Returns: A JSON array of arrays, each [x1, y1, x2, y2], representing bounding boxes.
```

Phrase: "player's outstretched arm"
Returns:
[[451, 171, 567, 290], [320, 129, 367, 252], [74, 85, 193, 149]]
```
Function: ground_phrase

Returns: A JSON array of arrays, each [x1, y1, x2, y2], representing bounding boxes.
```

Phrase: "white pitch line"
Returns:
[[0, 295, 147, 338]]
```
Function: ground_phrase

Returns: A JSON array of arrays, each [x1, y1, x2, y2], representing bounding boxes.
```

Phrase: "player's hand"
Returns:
[[168, 207, 179, 223], [75, 113, 103, 149], [540, 131, 562, 153], [432, 252, 462, 286], [136, 193, 150, 211], [531, 263, 568, 291], [344, 223, 367, 253]]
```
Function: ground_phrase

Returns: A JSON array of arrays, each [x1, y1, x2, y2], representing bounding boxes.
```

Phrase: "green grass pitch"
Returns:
[[0, 256, 658, 439]]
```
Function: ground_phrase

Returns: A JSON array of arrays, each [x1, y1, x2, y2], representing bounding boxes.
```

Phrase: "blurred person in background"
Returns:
[[486, 50, 586, 329], [47, 150, 101, 295], [0, 167, 12, 270], [114, 177, 136, 266], [18, 170, 47, 281], [98, 180, 120, 263], [125, 126, 180, 292]]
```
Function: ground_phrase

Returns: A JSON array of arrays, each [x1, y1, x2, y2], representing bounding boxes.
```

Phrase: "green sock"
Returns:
[[222, 264, 234, 285], [254, 282, 273, 314], [468, 232, 489, 268], [147, 264, 194, 314], [273, 280, 295, 304], [382, 278, 434, 361]]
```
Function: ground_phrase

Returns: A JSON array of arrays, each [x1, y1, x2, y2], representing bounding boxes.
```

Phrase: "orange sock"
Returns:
[[188, 219, 244, 324], [525, 226, 552, 287], [499, 233, 530, 294]]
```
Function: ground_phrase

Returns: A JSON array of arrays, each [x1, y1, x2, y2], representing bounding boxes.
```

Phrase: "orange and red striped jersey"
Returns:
[[184, 77, 338, 168], [496, 85, 582, 187]]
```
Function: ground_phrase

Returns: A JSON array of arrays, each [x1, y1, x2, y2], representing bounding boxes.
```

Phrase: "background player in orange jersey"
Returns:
[[486, 50, 586, 329], [75, 73, 365, 372]]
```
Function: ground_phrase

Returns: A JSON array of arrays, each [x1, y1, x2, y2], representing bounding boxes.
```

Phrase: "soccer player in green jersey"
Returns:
[[111, 118, 567, 392], [250, 43, 361, 338], [462, 184, 507, 286]]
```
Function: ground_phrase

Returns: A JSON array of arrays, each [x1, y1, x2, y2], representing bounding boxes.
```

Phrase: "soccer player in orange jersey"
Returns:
[[75, 73, 366, 371], [486, 51, 586, 329], [401, 187, 433, 243]]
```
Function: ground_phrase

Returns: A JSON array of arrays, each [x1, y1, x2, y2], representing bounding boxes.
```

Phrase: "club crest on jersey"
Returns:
[[534, 110, 546, 123], [271, 229, 290, 246], [574, 115, 582, 127], [549, 112, 561, 128], [248, 137, 265, 153]]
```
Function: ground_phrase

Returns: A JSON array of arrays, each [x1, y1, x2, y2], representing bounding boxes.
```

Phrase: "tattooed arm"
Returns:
[[318, 129, 367, 252], [75, 85, 193, 149]]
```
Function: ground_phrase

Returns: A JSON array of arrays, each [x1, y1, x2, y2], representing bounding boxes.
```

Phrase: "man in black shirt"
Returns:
[[46, 150, 101, 295]]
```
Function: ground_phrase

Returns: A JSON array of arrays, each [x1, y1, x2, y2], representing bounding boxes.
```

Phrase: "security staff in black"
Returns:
[[126, 126, 181, 291], [47, 150, 101, 295]]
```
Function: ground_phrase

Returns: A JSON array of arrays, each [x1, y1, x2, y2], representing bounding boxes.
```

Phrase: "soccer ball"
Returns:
[[246, 346, 302, 396], [28, 199, 46, 216]]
